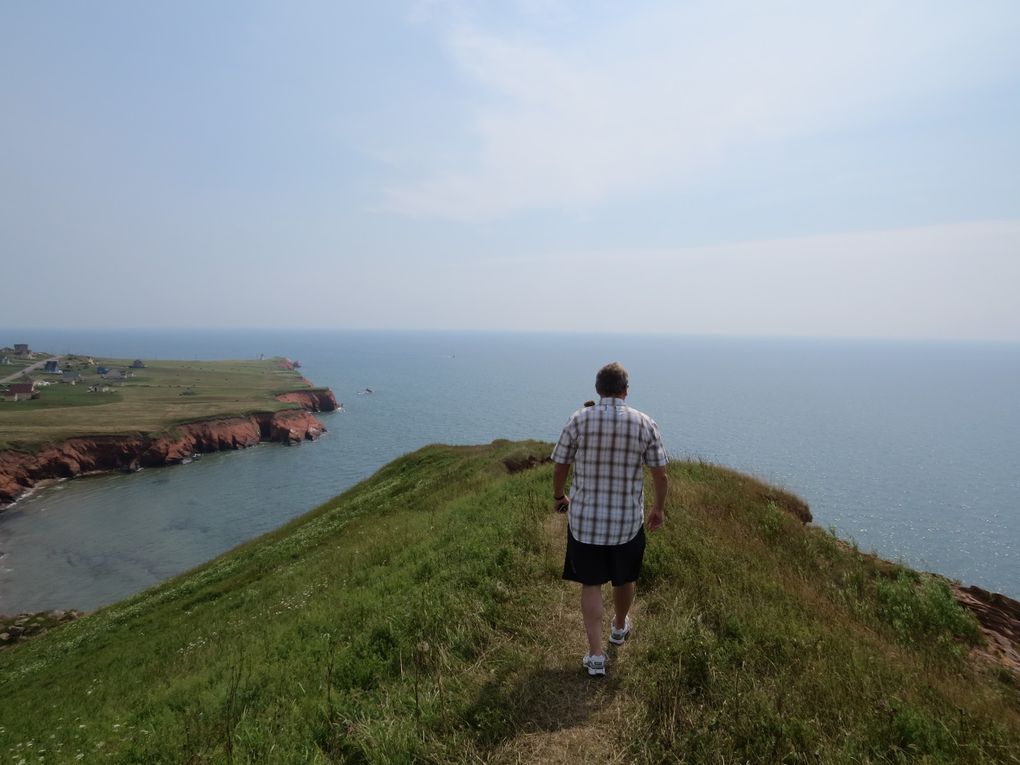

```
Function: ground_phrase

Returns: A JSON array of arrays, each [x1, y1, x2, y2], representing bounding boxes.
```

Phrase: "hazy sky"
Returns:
[[3, 1, 1019, 339]]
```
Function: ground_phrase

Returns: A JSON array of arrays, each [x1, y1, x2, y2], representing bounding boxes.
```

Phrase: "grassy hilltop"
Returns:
[[1, 441, 1017, 763], [0, 357, 313, 451]]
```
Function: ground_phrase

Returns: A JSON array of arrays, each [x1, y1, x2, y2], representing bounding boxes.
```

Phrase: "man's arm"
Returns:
[[647, 466, 668, 531], [552, 461, 571, 512]]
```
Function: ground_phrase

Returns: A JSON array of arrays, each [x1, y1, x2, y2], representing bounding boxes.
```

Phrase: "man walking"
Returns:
[[551, 362, 669, 677]]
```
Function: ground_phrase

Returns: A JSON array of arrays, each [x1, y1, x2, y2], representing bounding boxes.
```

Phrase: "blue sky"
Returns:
[[2, 1, 1019, 339]]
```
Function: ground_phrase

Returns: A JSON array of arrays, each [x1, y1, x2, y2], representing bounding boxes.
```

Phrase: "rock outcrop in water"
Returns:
[[0, 388, 339, 507]]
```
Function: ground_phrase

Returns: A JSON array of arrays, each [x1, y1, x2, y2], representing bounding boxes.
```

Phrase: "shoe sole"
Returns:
[[609, 630, 631, 646]]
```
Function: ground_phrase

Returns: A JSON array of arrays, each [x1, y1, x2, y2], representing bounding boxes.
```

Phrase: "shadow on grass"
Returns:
[[468, 664, 623, 742]]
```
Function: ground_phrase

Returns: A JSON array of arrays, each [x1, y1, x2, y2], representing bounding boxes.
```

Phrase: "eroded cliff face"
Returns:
[[273, 388, 338, 412], [0, 390, 337, 506], [953, 584, 1020, 673]]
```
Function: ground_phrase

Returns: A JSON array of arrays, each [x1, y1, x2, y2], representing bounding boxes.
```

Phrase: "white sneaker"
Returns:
[[609, 616, 632, 645], [582, 653, 607, 677]]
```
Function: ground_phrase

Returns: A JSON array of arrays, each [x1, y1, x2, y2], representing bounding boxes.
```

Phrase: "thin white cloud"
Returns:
[[342, 220, 1020, 340], [387, 1, 1019, 219], [521, 220, 1020, 339]]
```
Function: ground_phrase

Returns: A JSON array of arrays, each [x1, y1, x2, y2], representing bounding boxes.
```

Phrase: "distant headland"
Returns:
[[0, 343, 339, 507]]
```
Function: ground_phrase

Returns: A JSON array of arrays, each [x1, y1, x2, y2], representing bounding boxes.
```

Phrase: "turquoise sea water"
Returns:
[[1, 329, 1017, 611]]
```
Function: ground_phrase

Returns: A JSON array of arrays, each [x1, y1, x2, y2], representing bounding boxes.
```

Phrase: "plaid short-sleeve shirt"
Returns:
[[551, 397, 668, 546]]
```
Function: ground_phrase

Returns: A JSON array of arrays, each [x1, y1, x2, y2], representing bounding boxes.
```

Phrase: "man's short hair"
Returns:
[[595, 362, 628, 397]]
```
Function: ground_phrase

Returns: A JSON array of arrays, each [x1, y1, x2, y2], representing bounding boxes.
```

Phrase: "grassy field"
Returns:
[[0, 441, 1016, 763], [0, 357, 313, 451]]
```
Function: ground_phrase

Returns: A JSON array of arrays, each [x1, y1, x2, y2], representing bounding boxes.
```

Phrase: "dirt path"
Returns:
[[484, 514, 643, 764], [0, 355, 62, 384]]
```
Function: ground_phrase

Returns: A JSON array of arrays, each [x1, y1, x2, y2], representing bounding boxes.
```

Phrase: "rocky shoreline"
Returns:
[[952, 582, 1020, 673], [0, 388, 339, 507], [0, 609, 83, 647]]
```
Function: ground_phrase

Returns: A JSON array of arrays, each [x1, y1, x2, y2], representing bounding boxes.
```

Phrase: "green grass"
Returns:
[[0, 383, 124, 410], [624, 462, 1008, 763], [0, 442, 1016, 763], [0, 357, 312, 450]]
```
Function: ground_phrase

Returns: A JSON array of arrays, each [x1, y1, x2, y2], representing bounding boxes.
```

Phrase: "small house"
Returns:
[[131, 359, 146, 369], [5, 382, 37, 401], [96, 366, 110, 375], [0, 355, 10, 366], [14, 344, 30, 358], [62, 370, 83, 384], [103, 369, 128, 380], [43, 360, 62, 374]]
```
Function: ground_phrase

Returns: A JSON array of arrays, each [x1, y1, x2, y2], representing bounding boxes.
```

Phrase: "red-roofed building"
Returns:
[[3, 382, 38, 401]]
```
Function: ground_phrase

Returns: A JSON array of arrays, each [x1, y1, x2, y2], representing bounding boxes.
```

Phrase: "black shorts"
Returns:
[[562, 526, 646, 586]]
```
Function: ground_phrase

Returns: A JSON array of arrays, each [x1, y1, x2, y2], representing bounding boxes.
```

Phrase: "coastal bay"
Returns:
[[0, 353, 339, 507]]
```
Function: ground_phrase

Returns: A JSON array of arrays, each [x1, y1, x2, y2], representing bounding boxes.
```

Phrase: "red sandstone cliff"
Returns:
[[273, 388, 338, 412], [0, 389, 338, 507], [953, 583, 1020, 674]]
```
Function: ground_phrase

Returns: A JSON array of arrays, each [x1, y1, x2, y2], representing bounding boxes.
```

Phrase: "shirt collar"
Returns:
[[598, 397, 626, 406]]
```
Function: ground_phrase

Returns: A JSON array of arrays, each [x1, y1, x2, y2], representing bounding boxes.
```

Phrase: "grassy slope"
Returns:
[[1, 441, 1017, 764], [0, 358, 310, 450]]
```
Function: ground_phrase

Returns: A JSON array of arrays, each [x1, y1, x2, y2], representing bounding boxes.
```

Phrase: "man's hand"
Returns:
[[552, 461, 571, 513], [648, 466, 668, 532], [647, 505, 664, 531]]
